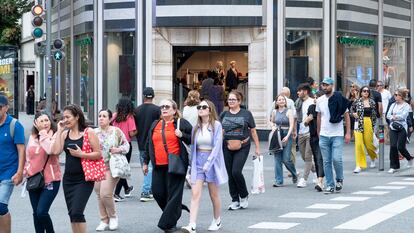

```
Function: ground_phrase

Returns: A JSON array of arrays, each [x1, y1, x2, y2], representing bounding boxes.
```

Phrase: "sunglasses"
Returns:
[[160, 105, 172, 110], [197, 105, 209, 110], [394, 93, 401, 97], [362, 89, 370, 93], [377, 84, 383, 87], [228, 98, 238, 102]]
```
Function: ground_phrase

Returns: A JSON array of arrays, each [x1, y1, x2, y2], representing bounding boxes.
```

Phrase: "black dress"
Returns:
[[62, 130, 94, 223]]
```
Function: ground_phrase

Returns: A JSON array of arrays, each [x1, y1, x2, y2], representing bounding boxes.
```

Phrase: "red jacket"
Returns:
[[24, 130, 61, 184]]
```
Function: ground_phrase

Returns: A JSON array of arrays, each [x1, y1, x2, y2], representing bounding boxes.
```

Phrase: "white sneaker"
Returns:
[[239, 197, 248, 209], [181, 225, 196, 233], [388, 168, 396, 174], [228, 201, 240, 210], [297, 178, 307, 188], [370, 160, 376, 168], [96, 222, 108, 231], [407, 159, 413, 168], [109, 216, 118, 230], [353, 167, 362, 173], [208, 219, 222, 231]]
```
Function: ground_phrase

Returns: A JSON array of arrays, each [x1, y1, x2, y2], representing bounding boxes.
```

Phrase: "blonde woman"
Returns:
[[183, 90, 201, 127]]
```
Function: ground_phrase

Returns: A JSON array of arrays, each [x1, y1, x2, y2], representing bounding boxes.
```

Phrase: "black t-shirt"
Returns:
[[370, 90, 382, 118], [134, 103, 161, 150], [220, 109, 256, 141], [307, 104, 318, 137]]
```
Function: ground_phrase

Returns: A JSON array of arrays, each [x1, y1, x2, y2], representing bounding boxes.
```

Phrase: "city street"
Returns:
[[8, 113, 414, 233]]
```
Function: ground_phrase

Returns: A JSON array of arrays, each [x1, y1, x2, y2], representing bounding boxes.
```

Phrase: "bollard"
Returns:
[[378, 124, 385, 171]]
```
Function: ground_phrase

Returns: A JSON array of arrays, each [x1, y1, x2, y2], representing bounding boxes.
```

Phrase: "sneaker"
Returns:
[[335, 181, 343, 192], [314, 184, 323, 192], [208, 219, 222, 231], [109, 216, 118, 230], [292, 176, 298, 184], [181, 225, 196, 233], [323, 187, 334, 194], [353, 167, 362, 173], [273, 183, 283, 187], [124, 186, 134, 197], [239, 197, 248, 209], [370, 160, 376, 168], [140, 192, 154, 202], [388, 168, 397, 174], [407, 159, 413, 168], [297, 178, 307, 188], [113, 194, 124, 202], [96, 222, 108, 231], [228, 201, 240, 210]]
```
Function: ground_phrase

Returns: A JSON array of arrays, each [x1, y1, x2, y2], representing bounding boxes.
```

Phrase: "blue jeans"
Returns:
[[139, 150, 153, 194], [319, 136, 344, 188], [29, 181, 60, 233], [273, 130, 297, 185], [0, 179, 14, 205]]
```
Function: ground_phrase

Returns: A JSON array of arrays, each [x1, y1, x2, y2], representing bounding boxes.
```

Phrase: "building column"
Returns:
[[136, 0, 144, 104], [322, 0, 330, 78], [266, 0, 274, 116], [378, 0, 384, 84], [411, 0, 414, 91], [145, 0, 153, 88], [276, 0, 285, 92], [70, 0, 74, 103], [330, 0, 337, 79], [94, 0, 104, 121]]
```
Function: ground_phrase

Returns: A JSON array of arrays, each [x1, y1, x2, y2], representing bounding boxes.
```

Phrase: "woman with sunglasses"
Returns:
[[387, 89, 414, 173], [220, 90, 260, 210], [181, 100, 228, 233], [143, 99, 192, 232], [351, 86, 378, 173]]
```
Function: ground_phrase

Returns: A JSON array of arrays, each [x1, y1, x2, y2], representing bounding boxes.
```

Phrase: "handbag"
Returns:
[[161, 120, 186, 175], [26, 155, 49, 191], [109, 154, 131, 179], [81, 128, 106, 181], [391, 122, 404, 132], [268, 127, 283, 154], [227, 137, 250, 151]]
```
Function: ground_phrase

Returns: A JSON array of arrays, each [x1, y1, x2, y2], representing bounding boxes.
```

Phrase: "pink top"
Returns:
[[24, 130, 62, 184], [112, 113, 136, 142]]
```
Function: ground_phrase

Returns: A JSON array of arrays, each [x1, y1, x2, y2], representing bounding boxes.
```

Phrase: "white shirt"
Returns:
[[196, 125, 213, 150], [316, 95, 346, 137], [183, 106, 198, 127], [380, 89, 392, 114], [286, 98, 297, 118], [299, 98, 314, 135]]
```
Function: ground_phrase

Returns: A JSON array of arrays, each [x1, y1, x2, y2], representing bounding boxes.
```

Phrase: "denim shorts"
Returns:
[[0, 180, 14, 205]]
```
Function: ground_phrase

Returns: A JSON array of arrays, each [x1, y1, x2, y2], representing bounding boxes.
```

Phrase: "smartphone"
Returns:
[[67, 143, 78, 150]]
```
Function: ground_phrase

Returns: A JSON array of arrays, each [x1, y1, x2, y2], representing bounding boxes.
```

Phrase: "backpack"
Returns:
[[9, 118, 17, 139]]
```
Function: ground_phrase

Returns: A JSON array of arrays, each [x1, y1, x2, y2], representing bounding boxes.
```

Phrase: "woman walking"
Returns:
[[25, 112, 61, 233], [351, 86, 378, 173], [143, 99, 192, 232], [221, 90, 260, 210], [50, 104, 101, 233], [387, 89, 414, 173], [181, 100, 228, 233], [183, 90, 201, 127], [112, 98, 137, 201], [270, 95, 298, 187], [94, 109, 130, 231]]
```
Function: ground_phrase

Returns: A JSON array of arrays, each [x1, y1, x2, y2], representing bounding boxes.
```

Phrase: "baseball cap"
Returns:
[[143, 87, 155, 98], [0, 95, 8, 106], [322, 77, 334, 85]]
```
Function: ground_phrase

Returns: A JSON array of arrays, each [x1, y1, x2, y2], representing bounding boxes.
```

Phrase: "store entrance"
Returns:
[[172, 46, 248, 111]]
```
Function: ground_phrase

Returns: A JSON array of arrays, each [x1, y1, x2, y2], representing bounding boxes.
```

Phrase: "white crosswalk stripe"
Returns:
[[248, 222, 300, 230], [306, 203, 349, 210], [388, 181, 414, 186], [331, 196, 371, 202], [403, 178, 414, 181], [371, 185, 406, 190], [352, 191, 389, 195], [279, 212, 327, 219]]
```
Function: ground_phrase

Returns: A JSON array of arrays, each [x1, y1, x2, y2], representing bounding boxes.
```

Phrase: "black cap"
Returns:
[[143, 87, 154, 98], [0, 95, 8, 106]]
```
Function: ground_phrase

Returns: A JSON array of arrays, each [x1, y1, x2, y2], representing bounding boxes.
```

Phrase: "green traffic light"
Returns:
[[32, 28, 43, 38]]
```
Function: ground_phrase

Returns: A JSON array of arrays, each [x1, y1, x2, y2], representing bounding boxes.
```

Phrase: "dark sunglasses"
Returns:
[[394, 93, 400, 97], [228, 98, 238, 102], [197, 105, 209, 110], [160, 105, 171, 110], [362, 89, 370, 93]]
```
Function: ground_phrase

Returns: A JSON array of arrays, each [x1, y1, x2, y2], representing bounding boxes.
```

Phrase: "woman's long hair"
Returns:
[[63, 104, 88, 131], [31, 111, 57, 139], [192, 100, 218, 141], [115, 98, 134, 123], [184, 90, 201, 107]]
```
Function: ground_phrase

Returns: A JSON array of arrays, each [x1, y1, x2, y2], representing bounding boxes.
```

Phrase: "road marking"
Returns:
[[331, 196, 371, 202], [334, 194, 414, 230], [248, 222, 299, 230], [388, 181, 414, 186], [403, 178, 414, 181], [352, 191, 389, 195], [371, 185, 406, 190], [279, 212, 327, 219], [307, 203, 349, 210]]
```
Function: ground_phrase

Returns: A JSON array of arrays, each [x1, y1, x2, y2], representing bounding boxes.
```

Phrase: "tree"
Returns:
[[0, 0, 32, 45]]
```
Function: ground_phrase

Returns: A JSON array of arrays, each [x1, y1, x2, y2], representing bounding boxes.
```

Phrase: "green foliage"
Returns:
[[0, 0, 32, 45]]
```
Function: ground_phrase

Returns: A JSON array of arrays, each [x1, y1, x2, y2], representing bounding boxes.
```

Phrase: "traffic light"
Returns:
[[53, 39, 65, 61], [31, 4, 44, 38]]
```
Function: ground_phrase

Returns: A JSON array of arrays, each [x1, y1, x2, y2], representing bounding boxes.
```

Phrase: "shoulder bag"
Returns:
[[109, 130, 131, 179], [26, 155, 49, 191], [162, 120, 186, 175], [81, 128, 106, 181]]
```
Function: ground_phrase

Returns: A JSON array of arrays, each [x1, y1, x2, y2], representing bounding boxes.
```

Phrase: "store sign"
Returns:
[[75, 37, 93, 46], [0, 58, 13, 75], [337, 36, 375, 47]]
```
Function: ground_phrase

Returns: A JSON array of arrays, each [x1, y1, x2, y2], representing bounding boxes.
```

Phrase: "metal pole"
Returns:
[[45, 0, 52, 114], [378, 124, 385, 171]]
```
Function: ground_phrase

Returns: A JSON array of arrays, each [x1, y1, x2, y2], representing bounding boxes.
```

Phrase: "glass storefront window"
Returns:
[[285, 30, 321, 100], [104, 32, 136, 111], [383, 37, 407, 93]]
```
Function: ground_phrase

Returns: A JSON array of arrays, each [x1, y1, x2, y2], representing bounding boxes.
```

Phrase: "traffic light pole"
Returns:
[[45, 0, 52, 115]]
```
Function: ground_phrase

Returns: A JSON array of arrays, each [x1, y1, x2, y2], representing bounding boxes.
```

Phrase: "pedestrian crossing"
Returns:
[[248, 177, 414, 231]]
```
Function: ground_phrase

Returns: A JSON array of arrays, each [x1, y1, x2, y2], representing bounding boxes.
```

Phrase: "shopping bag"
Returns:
[[251, 156, 265, 194]]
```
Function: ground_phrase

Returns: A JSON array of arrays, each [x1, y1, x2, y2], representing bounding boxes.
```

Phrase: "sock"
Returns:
[[215, 216, 221, 224]]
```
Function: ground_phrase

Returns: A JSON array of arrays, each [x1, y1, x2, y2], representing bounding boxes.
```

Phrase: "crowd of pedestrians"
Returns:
[[1, 76, 414, 233]]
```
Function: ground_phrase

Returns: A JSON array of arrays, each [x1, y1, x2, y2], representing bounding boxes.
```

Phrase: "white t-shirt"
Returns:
[[286, 98, 297, 118], [380, 89, 392, 114], [183, 105, 198, 127], [299, 98, 314, 135], [316, 95, 345, 137]]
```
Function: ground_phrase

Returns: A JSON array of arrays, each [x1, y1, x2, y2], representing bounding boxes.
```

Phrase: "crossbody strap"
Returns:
[[161, 120, 169, 155], [41, 154, 50, 171]]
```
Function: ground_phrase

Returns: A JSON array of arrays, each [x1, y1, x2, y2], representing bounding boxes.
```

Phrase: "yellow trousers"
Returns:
[[354, 117, 377, 168]]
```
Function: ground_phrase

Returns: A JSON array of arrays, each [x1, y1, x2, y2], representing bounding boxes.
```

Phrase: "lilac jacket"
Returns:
[[190, 121, 228, 186]]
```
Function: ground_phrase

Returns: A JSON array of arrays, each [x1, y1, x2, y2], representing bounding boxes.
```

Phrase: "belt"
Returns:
[[197, 149, 212, 152]]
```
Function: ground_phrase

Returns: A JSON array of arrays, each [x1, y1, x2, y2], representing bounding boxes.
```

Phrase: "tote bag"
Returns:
[[81, 128, 106, 181]]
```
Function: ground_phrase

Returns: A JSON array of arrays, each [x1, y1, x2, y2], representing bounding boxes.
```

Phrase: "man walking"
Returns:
[[316, 77, 351, 194], [0, 95, 25, 233], [377, 81, 391, 144], [134, 87, 161, 202]]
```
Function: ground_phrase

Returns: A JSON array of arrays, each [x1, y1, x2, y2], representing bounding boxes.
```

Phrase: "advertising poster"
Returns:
[[0, 46, 18, 118]]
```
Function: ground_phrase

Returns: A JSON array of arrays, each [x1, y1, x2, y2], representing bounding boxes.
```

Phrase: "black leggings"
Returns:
[[389, 129, 413, 169], [223, 143, 250, 202], [310, 136, 324, 178], [115, 142, 132, 195], [62, 178, 94, 223]]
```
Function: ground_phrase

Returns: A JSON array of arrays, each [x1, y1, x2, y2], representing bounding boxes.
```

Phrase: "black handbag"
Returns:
[[391, 122, 404, 132], [26, 155, 49, 191], [161, 120, 186, 175], [269, 127, 283, 154]]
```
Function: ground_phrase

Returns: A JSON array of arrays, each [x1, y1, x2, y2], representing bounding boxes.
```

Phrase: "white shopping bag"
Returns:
[[251, 156, 265, 194]]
